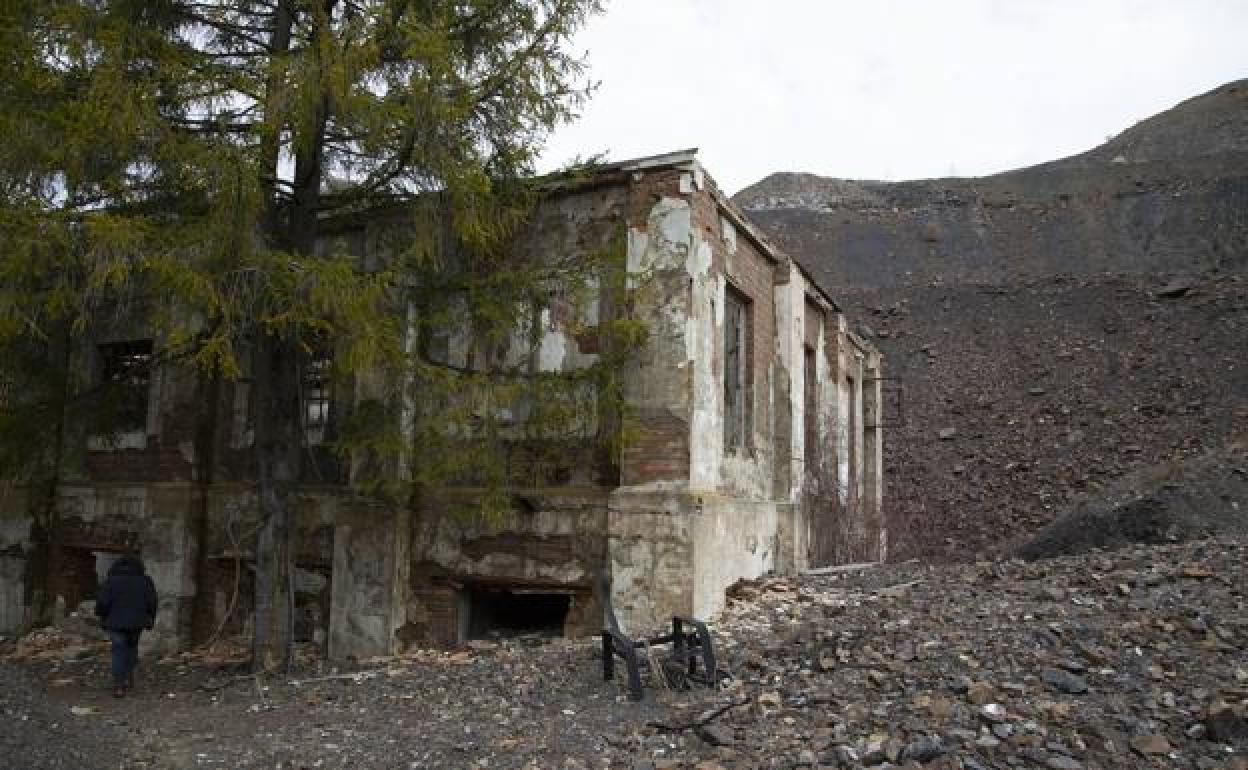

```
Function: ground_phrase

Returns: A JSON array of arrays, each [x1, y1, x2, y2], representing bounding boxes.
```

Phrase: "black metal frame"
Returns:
[[602, 616, 717, 700]]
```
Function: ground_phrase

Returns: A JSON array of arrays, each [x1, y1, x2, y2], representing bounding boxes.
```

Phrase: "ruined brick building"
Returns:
[[0, 150, 883, 659]]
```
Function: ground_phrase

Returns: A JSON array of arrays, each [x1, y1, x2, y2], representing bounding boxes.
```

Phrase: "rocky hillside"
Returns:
[[1015, 438, 1248, 560], [737, 80, 1248, 289], [735, 80, 1248, 560]]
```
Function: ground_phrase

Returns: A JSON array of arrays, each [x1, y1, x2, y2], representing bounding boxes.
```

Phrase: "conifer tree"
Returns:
[[0, 0, 610, 669]]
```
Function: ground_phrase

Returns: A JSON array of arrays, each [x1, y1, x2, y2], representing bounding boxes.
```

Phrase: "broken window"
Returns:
[[98, 340, 153, 433], [723, 284, 752, 450], [302, 348, 332, 443]]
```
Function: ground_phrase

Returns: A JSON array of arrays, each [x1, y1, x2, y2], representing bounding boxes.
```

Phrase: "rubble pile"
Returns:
[[2, 538, 1245, 769], [630, 538, 1247, 770], [6, 626, 107, 664]]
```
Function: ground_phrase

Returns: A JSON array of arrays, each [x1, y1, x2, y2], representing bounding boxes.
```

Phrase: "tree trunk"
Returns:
[[250, 0, 334, 672], [25, 323, 73, 629], [251, 333, 303, 671], [248, 0, 300, 674]]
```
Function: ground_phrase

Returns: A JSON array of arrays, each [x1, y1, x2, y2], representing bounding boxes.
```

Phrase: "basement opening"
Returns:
[[465, 587, 570, 641], [51, 547, 126, 610]]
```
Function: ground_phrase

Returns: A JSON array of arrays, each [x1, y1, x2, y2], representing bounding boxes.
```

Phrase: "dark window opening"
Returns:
[[804, 345, 819, 469], [98, 340, 152, 432], [51, 547, 127, 611], [423, 329, 451, 367], [847, 374, 860, 508], [723, 284, 752, 450], [466, 588, 570, 640]]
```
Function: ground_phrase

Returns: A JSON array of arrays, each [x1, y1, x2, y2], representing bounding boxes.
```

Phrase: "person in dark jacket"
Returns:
[[94, 555, 158, 697]]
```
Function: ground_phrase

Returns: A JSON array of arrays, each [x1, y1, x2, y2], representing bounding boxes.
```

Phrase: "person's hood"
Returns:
[[109, 556, 146, 577]]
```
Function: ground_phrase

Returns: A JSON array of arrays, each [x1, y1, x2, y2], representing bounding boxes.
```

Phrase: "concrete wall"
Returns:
[[607, 488, 695, 632], [328, 503, 409, 661], [0, 485, 31, 634], [403, 490, 609, 648], [690, 497, 780, 620]]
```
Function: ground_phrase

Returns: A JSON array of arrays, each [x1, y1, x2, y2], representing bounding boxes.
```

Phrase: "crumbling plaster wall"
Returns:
[[609, 169, 703, 633], [620, 182, 696, 486], [687, 179, 790, 621], [608, 163, 886, 631], [52, 483, 194, 655], [439, 183, 627, 378], [36, 476, 337, 656], [771, 262, 840, 573], [817, 317, 886, 562], [195, 486, 336, 646], [410, 494, 608, 586], [403, 490, 609, 647], [829, 315, 860, 505], [688, 182, 778, 498], [394, 183, 630, 650], [609, 167, 802, 631], [861, 348, 885, 555]]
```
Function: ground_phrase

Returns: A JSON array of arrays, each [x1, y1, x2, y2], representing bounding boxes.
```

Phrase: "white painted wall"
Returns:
[[691, 499, 779, 620]]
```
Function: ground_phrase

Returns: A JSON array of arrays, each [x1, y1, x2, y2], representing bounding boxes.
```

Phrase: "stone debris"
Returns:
[[1041, 667, 1090, 695], [2, 537, 1247, 769], [838, 273, 1248, 564], [158, 638, 251, 667], [6, 627, 108, 663]]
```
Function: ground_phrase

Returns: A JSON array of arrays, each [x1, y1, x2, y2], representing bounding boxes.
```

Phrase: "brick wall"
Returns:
[[406, 570, 460, 648], [691, 179, 780, 492], [620, 409, 689, 485], [712, 221, 779, 450]]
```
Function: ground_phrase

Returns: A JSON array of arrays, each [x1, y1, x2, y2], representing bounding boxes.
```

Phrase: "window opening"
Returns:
[[804, 345, 819, 468], [98, 340, 153, 432], [302, 353, 332, 433], [847, 374, 860, 507], [723, 285, 752, 450]]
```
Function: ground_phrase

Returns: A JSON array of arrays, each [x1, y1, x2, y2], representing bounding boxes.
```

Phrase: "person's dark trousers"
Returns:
[[109, 629, 141, 688]]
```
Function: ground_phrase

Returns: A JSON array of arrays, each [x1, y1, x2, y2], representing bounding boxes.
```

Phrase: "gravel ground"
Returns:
[[0, 659, 124, 769], [2, 537, 1247, 769]]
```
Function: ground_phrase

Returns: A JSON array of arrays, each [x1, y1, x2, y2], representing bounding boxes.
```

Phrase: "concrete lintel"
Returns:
[[846, 329, 880, 356]]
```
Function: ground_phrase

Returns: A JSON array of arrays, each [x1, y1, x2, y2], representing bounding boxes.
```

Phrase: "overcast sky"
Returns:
[[538, 0, 1248, 194]]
